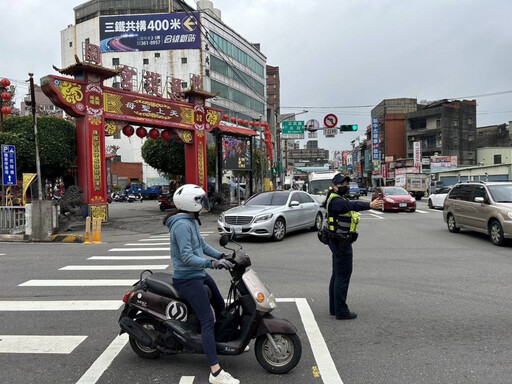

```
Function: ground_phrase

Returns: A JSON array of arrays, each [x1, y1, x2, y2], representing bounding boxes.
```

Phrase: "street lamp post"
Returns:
[[276, 110, 308, 189]]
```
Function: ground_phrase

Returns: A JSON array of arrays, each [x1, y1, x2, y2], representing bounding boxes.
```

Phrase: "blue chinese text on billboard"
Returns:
[[100, 12, 201, 53]]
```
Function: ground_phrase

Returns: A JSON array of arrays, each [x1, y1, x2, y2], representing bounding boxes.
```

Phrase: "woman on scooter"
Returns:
[[163, 184, 240, 384]]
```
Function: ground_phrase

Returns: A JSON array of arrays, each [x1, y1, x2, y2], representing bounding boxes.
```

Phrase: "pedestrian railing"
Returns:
[[0, 206, 26, 234]]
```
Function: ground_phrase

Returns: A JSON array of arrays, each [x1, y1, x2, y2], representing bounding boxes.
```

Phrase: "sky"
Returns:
[[2, 0, 512, 154]]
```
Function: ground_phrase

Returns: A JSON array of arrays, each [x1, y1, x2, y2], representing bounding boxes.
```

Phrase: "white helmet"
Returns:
[[173, 184, 210, 212]]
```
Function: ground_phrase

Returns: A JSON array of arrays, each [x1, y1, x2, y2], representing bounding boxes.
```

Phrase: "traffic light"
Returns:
[[272, 163, 277, 174], [340, 124, 358, 131]]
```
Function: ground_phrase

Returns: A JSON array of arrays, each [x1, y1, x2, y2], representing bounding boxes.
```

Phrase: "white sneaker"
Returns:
[[209, 369, 240, 384]]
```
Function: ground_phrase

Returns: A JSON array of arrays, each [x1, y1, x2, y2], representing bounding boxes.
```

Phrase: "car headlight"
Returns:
[[255, 213, 273, 223], [384, 197, 395, 203], [411, 197, 416, 202], [219, 213, 225, 222], [507, 212, 512, 220]]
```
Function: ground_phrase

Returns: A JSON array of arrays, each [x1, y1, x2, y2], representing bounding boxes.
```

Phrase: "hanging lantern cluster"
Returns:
[[121, 125, 173, 142], [0, 78, 13, 116], [261, 122, 273, 160]]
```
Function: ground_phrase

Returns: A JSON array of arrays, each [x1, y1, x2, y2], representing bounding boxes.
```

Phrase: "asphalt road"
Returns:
[[1, 198, 511, 384]]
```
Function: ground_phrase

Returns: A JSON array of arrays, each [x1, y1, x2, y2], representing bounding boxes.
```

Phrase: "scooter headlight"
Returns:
[[267, 293, 277, 309]]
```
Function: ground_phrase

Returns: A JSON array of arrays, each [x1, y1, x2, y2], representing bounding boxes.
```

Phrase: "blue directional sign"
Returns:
[[1, 144, 17, 186]]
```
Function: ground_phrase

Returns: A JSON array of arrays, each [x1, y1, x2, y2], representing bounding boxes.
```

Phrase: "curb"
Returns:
[[51, 234, 85, 243]]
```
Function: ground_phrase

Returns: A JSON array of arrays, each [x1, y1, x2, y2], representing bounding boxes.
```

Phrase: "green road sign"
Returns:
[[281, 121, 305, 139]]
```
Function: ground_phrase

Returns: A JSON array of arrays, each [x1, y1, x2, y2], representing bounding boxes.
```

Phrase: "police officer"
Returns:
[[322, 174, 383, 320]]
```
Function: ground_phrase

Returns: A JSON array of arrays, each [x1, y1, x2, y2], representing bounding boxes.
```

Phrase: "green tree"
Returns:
[[140, 138, 185, 178], [0, 116, 76, 179]]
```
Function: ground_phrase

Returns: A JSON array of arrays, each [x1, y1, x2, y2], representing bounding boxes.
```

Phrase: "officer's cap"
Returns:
[[332, 173, 350, 185]]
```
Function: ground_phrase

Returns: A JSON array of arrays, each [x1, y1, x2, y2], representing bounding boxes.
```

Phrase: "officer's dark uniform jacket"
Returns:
[[326, 193, 370, 242]]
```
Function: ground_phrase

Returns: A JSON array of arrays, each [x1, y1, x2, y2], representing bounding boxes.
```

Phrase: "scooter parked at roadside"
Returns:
[[118, 233, 302, 374], [158, 194, 175, 211]]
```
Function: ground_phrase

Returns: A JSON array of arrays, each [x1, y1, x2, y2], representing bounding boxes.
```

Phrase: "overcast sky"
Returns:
[[2, 0, 511, 153]]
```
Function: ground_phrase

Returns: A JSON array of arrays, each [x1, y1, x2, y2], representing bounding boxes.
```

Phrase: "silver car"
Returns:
[[217, 190, 324, 241]]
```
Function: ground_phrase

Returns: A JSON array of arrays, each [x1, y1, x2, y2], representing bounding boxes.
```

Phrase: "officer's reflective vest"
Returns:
[[326, 193, 360, 234]]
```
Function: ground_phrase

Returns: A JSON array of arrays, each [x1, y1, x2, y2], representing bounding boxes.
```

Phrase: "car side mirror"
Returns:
[[289, 200, 300, 207], [474, 196, 485, 204]]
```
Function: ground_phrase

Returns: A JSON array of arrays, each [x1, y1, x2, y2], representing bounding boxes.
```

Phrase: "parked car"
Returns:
[[347, 182, 360, 200], [358, 183, 368, 196], [427, 186, 453, 209], [443, 181, 512, 246], [217, 190, 323, 241], [371, 186, 416, 212]]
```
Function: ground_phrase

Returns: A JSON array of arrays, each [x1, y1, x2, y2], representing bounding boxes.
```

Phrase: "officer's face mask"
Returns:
[[337, 185, 350, 195]]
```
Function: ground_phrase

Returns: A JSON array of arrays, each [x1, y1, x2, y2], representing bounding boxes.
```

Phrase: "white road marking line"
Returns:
[[0, 335, 87, 354], [0, 253, 5, 255], [137, 238, 168, 241], [124, 243, 169, 246], [19, 280, 137, 287], [368, 213, 384, 219], [76, 334, 128, 384], [109, 248, 168, 252], [149, 234, 171, 238], [89, 256, 169, 260], [179, 377, 195, 384], [295, 298, 344, 384], [371, 210, 384, 215], [415, 209, 428, 214], [0, 300, 123, 311], [59, 265, 169, 271]]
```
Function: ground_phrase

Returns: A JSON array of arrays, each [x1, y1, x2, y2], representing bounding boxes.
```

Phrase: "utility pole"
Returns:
[[28, 73, 43, 201]]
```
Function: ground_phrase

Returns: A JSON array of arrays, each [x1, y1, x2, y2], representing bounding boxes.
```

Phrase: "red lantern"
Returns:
[[161, 130, 171, 141], [255, 122, 260, 127], [223, 114, 229, 120], [1, 92, 12, 101], [148, 128, 160, 140], [237, 118, 243, 125], [249, 121, 254, 127], [0, 78, 10, 87], [136, 127, 147, 138], [1, 106, 11, 115], [122, 125, 134, 137], [230, 117, 236, 123], [243, 120, 248, 126]]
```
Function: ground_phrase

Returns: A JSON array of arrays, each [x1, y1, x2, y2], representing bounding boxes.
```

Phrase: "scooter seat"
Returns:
[[145, 273, 183, 299]]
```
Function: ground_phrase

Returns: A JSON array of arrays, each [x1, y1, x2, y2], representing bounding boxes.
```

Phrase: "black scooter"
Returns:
[[118, 234, 302, 374]]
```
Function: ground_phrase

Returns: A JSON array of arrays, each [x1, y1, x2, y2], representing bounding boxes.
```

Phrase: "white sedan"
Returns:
[[427, 186, 453, 209]]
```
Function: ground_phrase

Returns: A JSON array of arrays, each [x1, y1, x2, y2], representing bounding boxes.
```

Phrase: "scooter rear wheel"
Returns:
[[129, 316, 162, 359], [255, 333, 302, 374]]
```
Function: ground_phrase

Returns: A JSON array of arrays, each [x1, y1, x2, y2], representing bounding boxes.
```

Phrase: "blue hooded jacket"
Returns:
[[166, 213, 223, 279]]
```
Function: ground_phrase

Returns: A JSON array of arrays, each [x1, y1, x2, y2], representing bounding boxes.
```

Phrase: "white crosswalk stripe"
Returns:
[[0, 335, 87, 354], [89, 255, 169, 260], [59, 265, 169, 270]]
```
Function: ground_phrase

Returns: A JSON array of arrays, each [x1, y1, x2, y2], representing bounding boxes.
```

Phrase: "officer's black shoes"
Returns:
[[336, 312, 357, 320]]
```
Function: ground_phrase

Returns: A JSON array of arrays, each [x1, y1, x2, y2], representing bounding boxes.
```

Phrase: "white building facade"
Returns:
[[60, 0, 267, 183]]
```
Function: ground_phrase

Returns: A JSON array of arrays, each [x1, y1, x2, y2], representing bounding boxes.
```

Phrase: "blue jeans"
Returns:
[[173, 274, 225, 366], [328, 239, 354, 317]]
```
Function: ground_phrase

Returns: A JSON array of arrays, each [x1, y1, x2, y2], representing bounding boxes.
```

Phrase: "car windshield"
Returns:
[[384, 188, 409, 196], [436, 187, 452, 194], [349, 182, 359, 189], [310, 179, 332, 195], [245, 192, 290, 206], [487, 184, 512, 203]]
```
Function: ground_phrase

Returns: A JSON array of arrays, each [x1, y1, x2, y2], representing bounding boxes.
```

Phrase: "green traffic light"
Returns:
[[340, 124, 358, 131]]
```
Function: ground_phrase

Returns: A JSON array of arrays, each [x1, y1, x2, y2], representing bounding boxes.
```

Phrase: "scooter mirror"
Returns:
[[219, 234, 230, 247]]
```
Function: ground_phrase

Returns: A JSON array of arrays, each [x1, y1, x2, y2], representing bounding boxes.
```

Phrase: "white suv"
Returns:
[[443, 181, 512, 246]]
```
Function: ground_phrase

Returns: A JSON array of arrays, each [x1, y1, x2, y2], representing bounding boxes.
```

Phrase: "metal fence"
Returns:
[[0, 207, 26, 234]]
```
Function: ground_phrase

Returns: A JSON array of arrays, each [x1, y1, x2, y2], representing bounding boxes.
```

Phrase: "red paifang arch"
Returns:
[[42, 57, 221, 221]]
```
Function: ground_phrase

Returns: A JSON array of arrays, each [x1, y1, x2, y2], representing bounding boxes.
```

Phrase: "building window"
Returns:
[[494, 154, 502, 164], [143, 58, 149, 65], [155, 52, 160, 58], [436, 118, 441, 128], [468, 117, 473, 125], [113, 132, 121, 139], [453, 120, 459, 127], [112, 58, 119, 66], [181, 82, 188, 89], [69, 42, 73, 47], [85, 38, 90, 43], [181, 57, 187, 64]]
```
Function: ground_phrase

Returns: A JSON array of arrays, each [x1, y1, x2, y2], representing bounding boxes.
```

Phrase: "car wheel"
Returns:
[[428, 199, 433, 209], [447, 213, 460, 233], [489, 220, 505, 246], [410, 208, 416, 212], [312, 212, 323, 231], [272, 218, 286, 241]]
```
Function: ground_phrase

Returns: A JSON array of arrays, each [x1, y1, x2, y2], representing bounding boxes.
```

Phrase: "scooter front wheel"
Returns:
[[255, 333, 302, 374], [129, 316, 162, 359]]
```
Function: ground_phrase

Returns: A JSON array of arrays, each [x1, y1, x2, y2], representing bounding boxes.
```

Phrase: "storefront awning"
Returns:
[[214, 124, 258, 137]]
